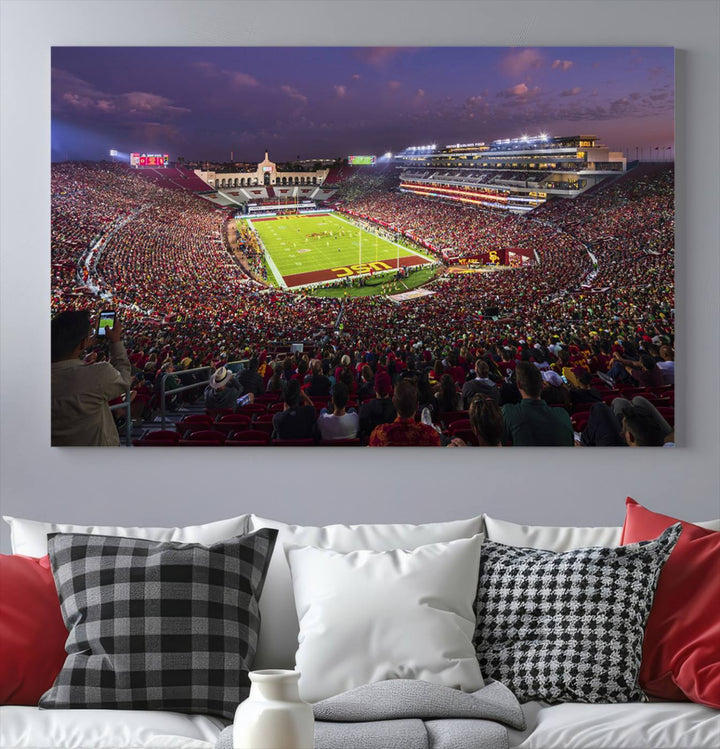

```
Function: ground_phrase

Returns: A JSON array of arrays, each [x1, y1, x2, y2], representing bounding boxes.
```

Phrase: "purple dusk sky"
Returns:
[[51, 46, 674, 162]]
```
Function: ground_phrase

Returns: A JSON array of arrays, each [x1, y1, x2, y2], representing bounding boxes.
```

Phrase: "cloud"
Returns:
[[388, 80, 401, 90], [229, 72, 260, 87], [502, 82, 540, 97], [281, 85, 308, 104], [560, 87, 583, 97], [552, 59, 575, 72], [351, 73, 361, 80], [416, 88, 425, 97], [334, 85, 347, 98], [353, 47, 413, 67], [500, 48, 544, 77], [191, 61, 259, 87], [53, 68, 190, 120]]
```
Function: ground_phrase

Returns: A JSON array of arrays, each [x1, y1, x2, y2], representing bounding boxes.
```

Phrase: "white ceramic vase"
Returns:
[[233, 669, 314, 749]]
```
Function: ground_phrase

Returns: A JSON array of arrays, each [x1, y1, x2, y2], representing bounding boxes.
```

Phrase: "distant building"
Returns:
[[195, 151, 329, 190]]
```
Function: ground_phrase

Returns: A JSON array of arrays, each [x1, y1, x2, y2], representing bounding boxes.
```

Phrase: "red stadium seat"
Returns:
[[133, 429, 180, 447], [448, 419, 472, 435], [206, 408, 234, 420], [571, 412, 591, 432], [178, 429, 226, 446], [214, 413, 252, 434], [254, 393, 279, 404], [237, 404, 268, 419], [271, 439, 315, 446], [656, 407, 675, 426], [450, 429, 479, 446], [250, 421, 275, 437], [268, 402, 285, 413], [440, 411, 468, 429], [175, 414, 213, 436], [226, 430, 271, 446]]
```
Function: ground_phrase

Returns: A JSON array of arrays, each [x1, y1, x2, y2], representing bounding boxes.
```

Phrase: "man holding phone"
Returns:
[[51, 309, 132, 446]]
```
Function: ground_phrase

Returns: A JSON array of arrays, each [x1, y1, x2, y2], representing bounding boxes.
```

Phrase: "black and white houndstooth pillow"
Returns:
[[40, 528, 277, 719], [474, 523, 681, 704]]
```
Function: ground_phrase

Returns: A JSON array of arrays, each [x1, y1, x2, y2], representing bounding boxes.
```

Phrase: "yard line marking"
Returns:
[[330, 212, 433, 262]]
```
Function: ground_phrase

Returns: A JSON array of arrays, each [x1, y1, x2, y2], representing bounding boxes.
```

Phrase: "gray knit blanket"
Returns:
[[216, 679, 525, 749]]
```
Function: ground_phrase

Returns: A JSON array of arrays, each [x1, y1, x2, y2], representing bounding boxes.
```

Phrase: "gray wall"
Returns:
[[1, 0, 718, 553]]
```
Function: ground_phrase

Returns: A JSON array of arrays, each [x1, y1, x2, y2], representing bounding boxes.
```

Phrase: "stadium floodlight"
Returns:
[[540, 133, 549, 141], [109, 149, 118, 156], [384, 152, 392, 158], [521, 134, 529, 142]]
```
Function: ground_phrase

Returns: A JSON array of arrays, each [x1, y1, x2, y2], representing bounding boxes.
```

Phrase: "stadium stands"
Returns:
[[51, 159, 675, 447]]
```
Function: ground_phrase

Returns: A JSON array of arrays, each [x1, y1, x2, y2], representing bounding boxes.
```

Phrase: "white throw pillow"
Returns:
[[248, 514, 484, 670], [2, 514, 251, 557], [482, 513, 720, 552], [286, 535, 485, 703], [481, 515, 621, 551]]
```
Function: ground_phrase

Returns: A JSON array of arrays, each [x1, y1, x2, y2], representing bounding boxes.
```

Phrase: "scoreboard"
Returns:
[[130, 153, 169, 167], [348, 155, 376, 165]]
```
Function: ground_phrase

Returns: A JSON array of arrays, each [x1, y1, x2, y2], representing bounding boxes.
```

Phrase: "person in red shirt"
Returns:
[[369, 380, 441, 447]]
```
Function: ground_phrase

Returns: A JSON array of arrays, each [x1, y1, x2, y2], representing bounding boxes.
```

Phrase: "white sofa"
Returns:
[[1, 512, 718, 749]]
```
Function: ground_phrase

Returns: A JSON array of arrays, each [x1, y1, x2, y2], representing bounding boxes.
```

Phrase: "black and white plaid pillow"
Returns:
[[39, 528, 277, 719], [474, 523, 681, 704]]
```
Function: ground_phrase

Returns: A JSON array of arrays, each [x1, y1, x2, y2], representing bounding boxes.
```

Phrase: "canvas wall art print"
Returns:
[[50, 46, 675, 447]]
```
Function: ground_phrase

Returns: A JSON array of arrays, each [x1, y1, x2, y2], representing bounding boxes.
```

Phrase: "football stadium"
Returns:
[[49, 47, 676, 448]]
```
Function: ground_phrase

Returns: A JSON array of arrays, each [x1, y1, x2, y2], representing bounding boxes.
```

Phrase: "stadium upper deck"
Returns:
[[394, 134, 627, 213]]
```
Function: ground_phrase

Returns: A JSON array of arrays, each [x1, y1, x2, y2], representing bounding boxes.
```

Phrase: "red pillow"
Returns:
[[621, 497, 720, 707], [0, 554, 68, 704]]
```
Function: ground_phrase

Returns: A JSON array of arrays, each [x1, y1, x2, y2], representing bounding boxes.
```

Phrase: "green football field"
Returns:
[[243, 212, 432, 289]]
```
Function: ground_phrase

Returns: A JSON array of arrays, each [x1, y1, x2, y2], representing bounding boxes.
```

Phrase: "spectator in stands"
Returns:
[[540, 370, 572, 412], [449, 394, 504, 447], [627, 354, 665, 389], [317, 382, 359, 441], [578, 403, 626, 447], [358, 372, 396, 443], [598, 345, 640, 387], [369, 380, 441, 447], [157, 360, 181, 410], [656, 344, 675, 385], [569, 370, 604, 408], [238, 357, 265, 396], [204, 366, 245, 411], [435, 374, 462, 413], [501, 362, 574, 446], [611, 395, 673, 441], [271, 380, 317, 441], [357, 365, 376, 401], [306, 358, 332, 396], [461, 360, 499, 409], [51, 309, 132, 446], [620, 404, 669, 447], [266, 362, 286, 398]]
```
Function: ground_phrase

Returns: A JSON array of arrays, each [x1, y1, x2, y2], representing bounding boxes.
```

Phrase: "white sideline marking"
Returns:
[[248, 219, 287, 289]]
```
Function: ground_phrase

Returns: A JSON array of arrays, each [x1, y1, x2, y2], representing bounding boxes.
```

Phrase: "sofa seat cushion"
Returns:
[[509, 700, 720, 748], [4, 701, 718, 749], [0, 705, 226, 749]]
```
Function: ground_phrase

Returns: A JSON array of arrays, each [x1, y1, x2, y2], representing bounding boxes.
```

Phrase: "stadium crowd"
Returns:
[[50, 161, 675, 446]]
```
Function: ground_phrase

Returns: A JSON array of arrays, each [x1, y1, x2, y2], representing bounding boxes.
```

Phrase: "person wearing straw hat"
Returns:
[[203, 366, 250, 411]]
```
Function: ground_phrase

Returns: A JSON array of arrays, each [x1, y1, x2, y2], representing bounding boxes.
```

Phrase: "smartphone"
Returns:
[[237, 394, 252, 407], [97, 310, 116, 337]]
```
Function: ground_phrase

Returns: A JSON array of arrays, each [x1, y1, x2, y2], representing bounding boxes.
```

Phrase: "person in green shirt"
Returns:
[[502, 362, 574, 446]]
